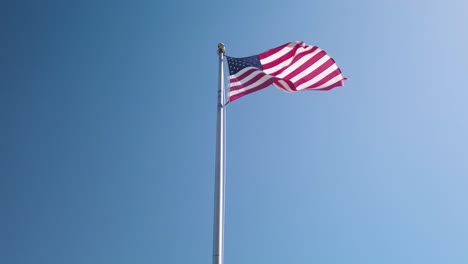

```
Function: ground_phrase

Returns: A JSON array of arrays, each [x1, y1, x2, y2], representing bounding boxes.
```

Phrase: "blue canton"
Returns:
[[226, 56, 263, 75]]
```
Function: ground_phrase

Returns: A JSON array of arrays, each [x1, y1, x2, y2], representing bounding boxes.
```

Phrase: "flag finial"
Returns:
[[217, 43, 225, 55]]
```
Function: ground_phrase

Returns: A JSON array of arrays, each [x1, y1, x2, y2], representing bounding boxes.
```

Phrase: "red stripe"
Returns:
[[229, 68, 260, 83], [306, 80, 344, 91], [229, 71, 269, 92], [258, 42, 295, 60], [264, 47, 320, 77], [261, 44, 302, 70], [292, 58, 336, 88], [261, 45, 311, 76], [309, 68, 342, 89], [280, 49, 325, 80], [287, 46, 319, 68], [271, 78, 296, 92], [229, 79, 276, 102], [272, 80, 289, 92]]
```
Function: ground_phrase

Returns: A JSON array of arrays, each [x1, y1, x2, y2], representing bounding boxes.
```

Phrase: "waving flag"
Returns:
[[226, 41, 346, 102]]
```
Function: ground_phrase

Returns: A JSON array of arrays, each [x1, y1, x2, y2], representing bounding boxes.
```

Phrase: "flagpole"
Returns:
[[213, 43, 226, 264]]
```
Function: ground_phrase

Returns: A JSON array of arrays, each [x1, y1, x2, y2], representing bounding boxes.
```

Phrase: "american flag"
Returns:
[[226, 41, 346, 102]]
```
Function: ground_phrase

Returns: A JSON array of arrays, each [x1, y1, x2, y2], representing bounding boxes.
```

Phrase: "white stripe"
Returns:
[[275, 48, 323, 78], [229, 66, 259, 81], [262, 56, 294, 75], [309, 74, 344, 90], [261, 46, 315, 75], [259, 42, 302, 65], [229, 70, 264, 88], [290, 55, 331, 83], [273, 79, 293, 92], [295, 64, 339, 90], [229, 75, 273, 96]]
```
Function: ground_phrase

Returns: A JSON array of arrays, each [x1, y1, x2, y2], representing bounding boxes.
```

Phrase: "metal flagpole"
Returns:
[[212, 43, 226, 264]]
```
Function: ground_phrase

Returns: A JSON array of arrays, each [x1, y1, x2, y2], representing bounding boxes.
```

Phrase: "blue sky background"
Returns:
[[2, 0, 468, 263]]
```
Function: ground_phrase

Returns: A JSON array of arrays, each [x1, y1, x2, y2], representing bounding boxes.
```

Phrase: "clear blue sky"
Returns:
[[2, 0, 468, 263]]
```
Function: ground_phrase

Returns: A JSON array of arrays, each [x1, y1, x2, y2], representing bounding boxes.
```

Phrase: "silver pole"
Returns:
[[213, 43, 226, 264]]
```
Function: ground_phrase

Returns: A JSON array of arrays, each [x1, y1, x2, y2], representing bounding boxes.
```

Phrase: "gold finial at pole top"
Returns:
[[217, 43, 225, 55]]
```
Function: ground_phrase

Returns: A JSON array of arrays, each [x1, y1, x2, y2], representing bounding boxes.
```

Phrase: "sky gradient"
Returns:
[[2, 0, 468, 263]]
